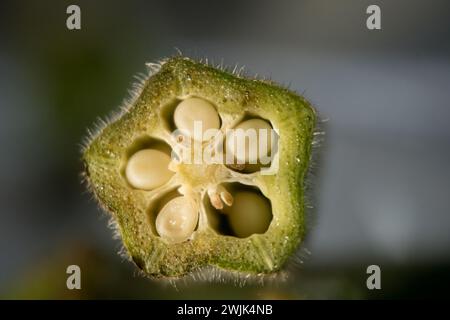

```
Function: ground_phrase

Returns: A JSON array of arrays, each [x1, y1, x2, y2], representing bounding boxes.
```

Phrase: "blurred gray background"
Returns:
[[0, 0, 449, 299]]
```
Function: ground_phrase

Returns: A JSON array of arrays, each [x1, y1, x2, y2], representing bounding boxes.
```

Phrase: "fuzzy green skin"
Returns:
[[83, 57, 316, 278]]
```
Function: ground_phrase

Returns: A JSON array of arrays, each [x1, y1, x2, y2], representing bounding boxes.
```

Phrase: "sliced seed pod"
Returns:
[[82, 56, 316, 278]]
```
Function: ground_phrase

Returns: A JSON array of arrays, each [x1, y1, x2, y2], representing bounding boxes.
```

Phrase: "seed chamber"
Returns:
[[123, 97, 278, 244]]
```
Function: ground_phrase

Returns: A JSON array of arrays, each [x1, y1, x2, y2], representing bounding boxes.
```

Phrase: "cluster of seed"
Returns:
[[124, 97, 274, 244]]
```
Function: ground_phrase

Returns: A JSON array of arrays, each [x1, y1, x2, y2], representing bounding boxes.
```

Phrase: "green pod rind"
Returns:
[[83, 56, 316, 278]]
